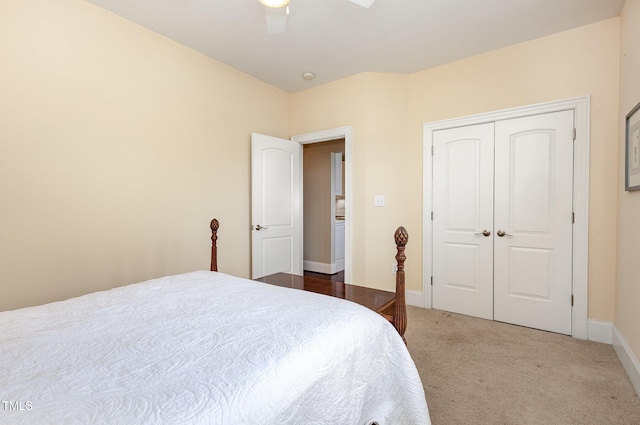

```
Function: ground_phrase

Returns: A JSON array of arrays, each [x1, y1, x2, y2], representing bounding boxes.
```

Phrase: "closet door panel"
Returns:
[[493, 110, 574, 335], [432, 123, 494, 320]]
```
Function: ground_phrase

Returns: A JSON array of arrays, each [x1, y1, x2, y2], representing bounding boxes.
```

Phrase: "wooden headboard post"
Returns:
[[394, 226, 409, 344], [210, 219, 219, 272]]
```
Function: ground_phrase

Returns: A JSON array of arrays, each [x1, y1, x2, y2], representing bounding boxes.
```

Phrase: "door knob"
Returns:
[[254, 224, 268, 231], [474, 230, 491, 237], [497, 230, 513, 237]]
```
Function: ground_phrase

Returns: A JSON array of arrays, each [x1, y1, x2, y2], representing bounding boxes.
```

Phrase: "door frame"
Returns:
[[423, 96, 590, 339], [292, 126, 353, 283]]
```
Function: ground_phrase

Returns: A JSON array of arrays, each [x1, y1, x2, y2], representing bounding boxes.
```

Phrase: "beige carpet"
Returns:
[[405, 306, 640, 425]]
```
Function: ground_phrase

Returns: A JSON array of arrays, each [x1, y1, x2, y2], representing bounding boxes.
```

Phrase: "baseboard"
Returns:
[[303, 261, 333, 274], [303, 260, 345, 275], [406, 290, 423, 308], [587, 319, 612, 344], [612, 326, 640, 397]]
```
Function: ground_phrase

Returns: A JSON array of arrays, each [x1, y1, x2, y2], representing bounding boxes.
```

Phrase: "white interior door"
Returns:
[[432, 123, 495, 320], [251, 133, 302, 279], [493, 111, 574, 334], [431, 111, 574, 334]]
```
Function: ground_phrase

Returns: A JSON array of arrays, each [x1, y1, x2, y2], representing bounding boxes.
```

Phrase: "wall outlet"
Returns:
[[392, 264, 398, 274], [374, 195, 386, 207]]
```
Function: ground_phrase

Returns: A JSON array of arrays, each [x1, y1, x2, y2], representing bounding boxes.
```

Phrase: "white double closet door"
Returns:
[[432, 110, 574, 335]]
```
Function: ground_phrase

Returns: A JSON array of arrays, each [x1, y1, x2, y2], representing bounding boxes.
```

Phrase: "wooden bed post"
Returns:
[[210, 219, 219, 272], [394, 226, 408, 344]]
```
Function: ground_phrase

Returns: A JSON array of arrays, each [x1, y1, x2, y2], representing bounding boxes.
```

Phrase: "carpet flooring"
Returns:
[[405, 306, 640, 425]]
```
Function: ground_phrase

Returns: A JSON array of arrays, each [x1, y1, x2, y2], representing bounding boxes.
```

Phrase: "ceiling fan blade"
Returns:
[[348, 0, 375, 8], [265, 6, 287, 34]]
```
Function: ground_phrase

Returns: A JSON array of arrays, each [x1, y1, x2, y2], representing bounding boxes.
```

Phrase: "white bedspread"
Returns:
[[0, 271, 430, 424]]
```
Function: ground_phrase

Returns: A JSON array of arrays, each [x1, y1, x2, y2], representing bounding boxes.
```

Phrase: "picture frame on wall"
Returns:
[[626, 101, 640, 191]]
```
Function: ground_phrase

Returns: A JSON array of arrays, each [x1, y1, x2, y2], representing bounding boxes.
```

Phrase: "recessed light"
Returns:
[[302, 72, 315, 80]]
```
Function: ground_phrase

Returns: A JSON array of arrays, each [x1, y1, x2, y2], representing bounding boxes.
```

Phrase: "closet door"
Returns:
[[493, 111, 574, 335], [432, 123, 495, 320]]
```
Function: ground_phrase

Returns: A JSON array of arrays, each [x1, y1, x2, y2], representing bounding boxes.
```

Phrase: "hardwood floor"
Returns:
[[256, 272, 394, 315], [303, 270, 344, 283]]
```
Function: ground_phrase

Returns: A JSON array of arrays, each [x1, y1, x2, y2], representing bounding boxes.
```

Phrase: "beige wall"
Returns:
[[292, 73, 412, 291], [0, 0, 289, 310], [292, 19, 621, 323], [303, 140, 344, 265], [411, 18, 620, 323], [616, 0, 640, 368], [0, 0, 624, 329]]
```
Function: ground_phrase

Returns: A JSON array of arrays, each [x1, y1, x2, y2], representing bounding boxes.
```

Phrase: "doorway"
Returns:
[[302, 140, 345, 279], [293, 126, 353, 284], [250, 127, 353, 282]]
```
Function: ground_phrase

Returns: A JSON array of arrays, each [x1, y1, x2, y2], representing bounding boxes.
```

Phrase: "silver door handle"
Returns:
[[497, 230, 513, 237], [254, 224, 268, 231], [474, 230, 491, 237]]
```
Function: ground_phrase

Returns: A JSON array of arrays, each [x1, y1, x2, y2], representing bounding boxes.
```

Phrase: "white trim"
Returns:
[[612, 327, 640, 396], [423, 96, 590, 339], [406, 290, 424, 308], [292, 126, 353, 284], [302, 260, 344, 275], [335, 258, 345, 273], [303, 261, 333, 275], [587, 320, 613, 344], [329, 152, 340, 270]]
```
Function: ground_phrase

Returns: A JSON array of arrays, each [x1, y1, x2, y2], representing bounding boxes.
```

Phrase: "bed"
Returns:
[[0, 220, 430, 425]]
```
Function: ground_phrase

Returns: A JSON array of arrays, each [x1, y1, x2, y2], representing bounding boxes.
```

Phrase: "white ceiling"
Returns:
[[85, 0, 625, 93]]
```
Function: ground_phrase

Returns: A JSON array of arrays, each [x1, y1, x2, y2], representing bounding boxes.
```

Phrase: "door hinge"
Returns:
[[431, 145, 434, 155], [572, 212, 575, 223], [572, 128, 577, 141], [431, 211, 434, 221], [431, 276, 433, 286], [571, 294, 574, 307]]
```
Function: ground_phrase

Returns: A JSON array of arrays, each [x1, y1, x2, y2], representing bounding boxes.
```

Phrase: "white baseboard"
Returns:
[[587, 319, 613, 344], [303, 260, 344, 275], [303, 261, 332, 274], [406, 290, 423, 308], [612, 326, 640, 397]]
